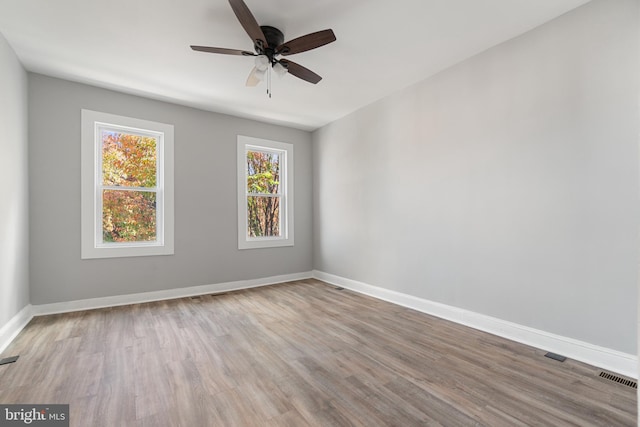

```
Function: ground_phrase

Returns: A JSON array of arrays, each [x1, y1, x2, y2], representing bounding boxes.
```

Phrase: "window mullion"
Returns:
[[246, 192, 281, 197], [100, 185, 157, 192]]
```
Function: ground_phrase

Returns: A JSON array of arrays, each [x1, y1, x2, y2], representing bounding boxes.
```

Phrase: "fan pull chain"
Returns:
[[267, 66, 272, 98]]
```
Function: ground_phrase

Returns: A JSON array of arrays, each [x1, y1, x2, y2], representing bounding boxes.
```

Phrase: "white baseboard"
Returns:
[[313, 270, 638, 379], [0, 305, 34, 354], [33, 271, 313, 316]]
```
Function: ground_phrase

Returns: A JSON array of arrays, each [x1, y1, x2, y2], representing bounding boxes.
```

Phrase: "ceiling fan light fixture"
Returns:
[[273, 62, 288, 77], [255, 55, 269, 71], [254, 67, 267, 81]]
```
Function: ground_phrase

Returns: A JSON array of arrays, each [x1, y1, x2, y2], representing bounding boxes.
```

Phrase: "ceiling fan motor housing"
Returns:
[[258, 25, 285, 60]]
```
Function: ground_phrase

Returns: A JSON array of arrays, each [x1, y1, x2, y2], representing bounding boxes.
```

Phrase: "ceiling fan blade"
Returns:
[[246, 66, 261, 87], [279, 59, 322, 84], [228, 0, 267, 47], [191, 46, 255, 56], [277, 29, 336, 56]]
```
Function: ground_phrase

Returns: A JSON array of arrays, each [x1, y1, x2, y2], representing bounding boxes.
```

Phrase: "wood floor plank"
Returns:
[[0, 279, 636, 426]]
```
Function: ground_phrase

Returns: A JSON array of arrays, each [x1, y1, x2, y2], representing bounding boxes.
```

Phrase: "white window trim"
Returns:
[[81, 109, 174, 259], [237, 135, 294, 250]]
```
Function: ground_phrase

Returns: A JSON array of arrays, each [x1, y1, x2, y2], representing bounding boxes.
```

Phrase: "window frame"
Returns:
[[81, 109, 174, 259], [237, 135, 294, 250]]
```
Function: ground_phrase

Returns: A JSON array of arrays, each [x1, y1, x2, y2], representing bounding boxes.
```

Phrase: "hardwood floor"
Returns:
[[0, 279, 636, 426]]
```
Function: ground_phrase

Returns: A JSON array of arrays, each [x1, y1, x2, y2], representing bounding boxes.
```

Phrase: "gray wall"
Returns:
[[313, 0, 639, 354], [0, 32, 29, 327], [29, 74, 313, 304]]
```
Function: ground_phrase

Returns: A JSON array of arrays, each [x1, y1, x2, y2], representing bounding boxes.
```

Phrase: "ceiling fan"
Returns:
[[190, 0, 336, 94]]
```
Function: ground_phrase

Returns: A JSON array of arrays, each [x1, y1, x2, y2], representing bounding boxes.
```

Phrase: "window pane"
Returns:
[[246, 150, 280, 194], [247, 196, 281, 237], [103, 190, 156, 242], [102, 131, 157, 187]]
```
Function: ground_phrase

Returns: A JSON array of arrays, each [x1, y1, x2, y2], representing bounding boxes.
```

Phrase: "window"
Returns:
[[81, 109, 174, 259], [237, 135, 294, 249]]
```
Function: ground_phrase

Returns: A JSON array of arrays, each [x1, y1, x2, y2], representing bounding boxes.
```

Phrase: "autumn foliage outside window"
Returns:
[[101, 131, 158, 243], [246, 150, 281, 237]]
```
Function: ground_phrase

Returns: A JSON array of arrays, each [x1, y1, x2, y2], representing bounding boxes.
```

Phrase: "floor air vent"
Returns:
[[544, 352, 566, 362], [599, 371, 637, 389], [0, 356, 19, 365]]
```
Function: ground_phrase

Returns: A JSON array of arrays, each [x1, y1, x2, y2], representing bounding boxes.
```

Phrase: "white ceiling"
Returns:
[[0, 0, 590, 131]]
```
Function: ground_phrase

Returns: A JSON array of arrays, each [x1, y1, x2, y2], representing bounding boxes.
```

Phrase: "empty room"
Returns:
[[0, 0, 638, 425]]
